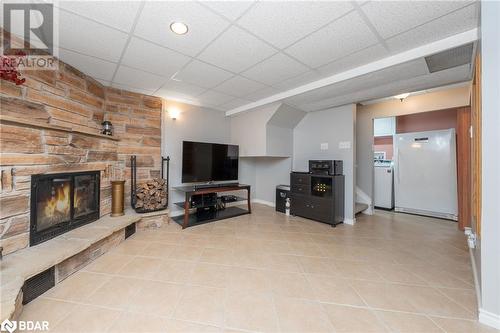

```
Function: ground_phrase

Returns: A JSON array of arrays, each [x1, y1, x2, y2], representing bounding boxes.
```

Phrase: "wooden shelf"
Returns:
[[0, 115, 120, 141], [171, 206, 249, 228]]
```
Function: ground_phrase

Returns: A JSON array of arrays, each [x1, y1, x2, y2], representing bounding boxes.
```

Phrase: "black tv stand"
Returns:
[[193, 182, 239, 190], [172, 184, 251, 228]]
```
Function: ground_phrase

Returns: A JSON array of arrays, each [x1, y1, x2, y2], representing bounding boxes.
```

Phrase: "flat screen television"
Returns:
[[182, 141, 239, 183]]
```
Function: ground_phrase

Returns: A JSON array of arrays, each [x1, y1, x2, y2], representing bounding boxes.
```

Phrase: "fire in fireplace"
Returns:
[[30, 171, 100, 246]]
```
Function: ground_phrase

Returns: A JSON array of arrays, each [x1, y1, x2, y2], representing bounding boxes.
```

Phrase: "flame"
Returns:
[[43, 183, 70, 218]]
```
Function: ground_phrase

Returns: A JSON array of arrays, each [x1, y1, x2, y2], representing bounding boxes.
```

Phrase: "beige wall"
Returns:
[[356, 85, 471, 203]]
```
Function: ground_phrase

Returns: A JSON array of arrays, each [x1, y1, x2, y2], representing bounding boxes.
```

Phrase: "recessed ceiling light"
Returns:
[[170, 22, 188, 35]]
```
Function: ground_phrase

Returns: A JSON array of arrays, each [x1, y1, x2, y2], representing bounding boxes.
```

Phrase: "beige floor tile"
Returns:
[[259, 240, 295, 255], [323, 303, 389, 332], [50, 304, 121, 332], [399, 285, 475, 319], [82, 252, 134, 274], [350, 280, 418, 312], [165, 319, 222, 332], [111, 239, 149, 255], [439, 288, 478, 314], [333, 260, 385, 281], [370, 263, 429, 285], [233, 249, 268, 269], [274, 296, 334, 332], [156, 259, 195, 284], [42, 271, 109, 302], [224, 291, 279, 332], [376, 310, 443, 332], [85, 276, 146, 309], [107, 312, 169, 332], [139, 242, 176, 258], [431, 317, 500, 333], [116, 257, 163, 279], [290, 242, 327, 257], [206, 235, 236, 249], [188, 263, 230, 288], [169, 245, 204, 261], [174, 285, 225, 326], [199, 247, 236, 265], [153, 231, 183, 244], [228, 267, 272, 293], [19, 298, 76, 328], [127, 281, 183, 316], [262, 254, 302, 272], [267, 271, 315, 300], [298, 256, 338, 276], [306, 274, 366, 306]]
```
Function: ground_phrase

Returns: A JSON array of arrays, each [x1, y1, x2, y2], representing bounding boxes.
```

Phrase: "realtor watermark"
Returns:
[[1, 1, 59, 71], [1, 319, 49, 332]]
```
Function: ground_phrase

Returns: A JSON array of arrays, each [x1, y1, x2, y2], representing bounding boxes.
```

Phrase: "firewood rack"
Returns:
[[130, 155, 170, 213]]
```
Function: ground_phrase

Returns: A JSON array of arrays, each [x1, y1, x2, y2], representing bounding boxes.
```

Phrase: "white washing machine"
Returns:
[[374, 160, 394, 209]]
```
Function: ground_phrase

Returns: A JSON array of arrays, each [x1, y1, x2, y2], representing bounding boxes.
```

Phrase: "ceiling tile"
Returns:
[[173, 60, 233, 88], [217, 98, 252, 111], [157, 79, 206, 98], [237, 1, 354, 49], [386, 4, 479, 54], [272, 70, 321, 90], [111, 82, 155, 96], [242, 53, 309, 86], [58, 48, 117, 81], [113, 65, 166, 92], [203, 1, 255, 21], [58, 1, 141, 32], [285, 11, 379, 68], [317, 44, 389, 77], [134, 1, 230, 57], [197, 26, 276, 73], [121, 37, 191, 78], [244, 87, 280, 101], [57, 11, 128, 62], [361, 0, 474, 39], [213, 76, 267, 98], [196, 90, 235, 106]]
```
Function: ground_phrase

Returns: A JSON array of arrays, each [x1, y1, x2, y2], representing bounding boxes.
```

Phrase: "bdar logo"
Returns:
[[0, 319, 17, 333]]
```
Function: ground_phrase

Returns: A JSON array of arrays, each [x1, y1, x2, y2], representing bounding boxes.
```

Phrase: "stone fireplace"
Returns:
[[30, 171, 100, 246]]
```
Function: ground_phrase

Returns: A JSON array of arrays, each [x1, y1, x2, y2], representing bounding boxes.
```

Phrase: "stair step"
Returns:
[[355, 202, 369, 214]]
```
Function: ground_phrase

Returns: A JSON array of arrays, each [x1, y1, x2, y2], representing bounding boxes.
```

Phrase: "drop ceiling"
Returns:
[[4, 1, 480, 113]]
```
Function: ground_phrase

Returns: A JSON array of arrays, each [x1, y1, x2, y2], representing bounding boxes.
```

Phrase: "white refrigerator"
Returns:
[[394, 129, 458, 221]]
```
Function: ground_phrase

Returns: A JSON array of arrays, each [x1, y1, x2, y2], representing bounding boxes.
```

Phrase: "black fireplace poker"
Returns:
[[130, 155, 170, 213]]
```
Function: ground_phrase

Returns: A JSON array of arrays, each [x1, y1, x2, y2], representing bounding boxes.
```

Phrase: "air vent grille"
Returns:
[[425, 43, 473, 73]]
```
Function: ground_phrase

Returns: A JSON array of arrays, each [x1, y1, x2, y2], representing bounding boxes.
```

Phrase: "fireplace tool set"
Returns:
[[130, 155, 170, 213]]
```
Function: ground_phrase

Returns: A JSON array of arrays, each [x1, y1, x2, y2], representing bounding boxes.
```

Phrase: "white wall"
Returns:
[[162, 104, 231, 215], [293, 104, 357, 221], [479, 0, 500, 329], [356, 85, 471, 202]]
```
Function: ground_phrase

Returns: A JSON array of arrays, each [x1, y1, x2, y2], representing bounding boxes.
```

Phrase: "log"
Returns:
[[134, 178, 167, 211]]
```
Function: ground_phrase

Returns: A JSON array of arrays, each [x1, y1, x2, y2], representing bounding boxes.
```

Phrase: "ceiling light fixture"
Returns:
[[170, 22, 188, 35], [394, 93, 410, 102]]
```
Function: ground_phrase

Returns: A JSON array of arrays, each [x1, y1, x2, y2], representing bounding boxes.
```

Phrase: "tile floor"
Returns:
[[20, 204, 499, 333]]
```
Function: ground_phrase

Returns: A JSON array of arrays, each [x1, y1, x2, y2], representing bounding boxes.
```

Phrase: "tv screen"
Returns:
[[182, 141, 239, 183]]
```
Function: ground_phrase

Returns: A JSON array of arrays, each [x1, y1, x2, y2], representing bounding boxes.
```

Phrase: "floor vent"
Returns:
[[425, 43, 473, 73], [125, 222, 136, 239], [22, 266, 55, 304]]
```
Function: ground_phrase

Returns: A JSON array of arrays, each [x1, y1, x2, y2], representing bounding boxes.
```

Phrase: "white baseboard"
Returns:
[[252, 199, 275, 207], [344, 218, 356, 225], [479, 308, 500, 329]]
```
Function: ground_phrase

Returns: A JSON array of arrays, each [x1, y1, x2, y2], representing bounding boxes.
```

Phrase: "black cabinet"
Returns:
[[290, 172, 344, 226]]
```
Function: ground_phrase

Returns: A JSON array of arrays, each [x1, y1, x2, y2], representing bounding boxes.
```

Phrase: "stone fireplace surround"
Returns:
[[0, 34, 173, 322]]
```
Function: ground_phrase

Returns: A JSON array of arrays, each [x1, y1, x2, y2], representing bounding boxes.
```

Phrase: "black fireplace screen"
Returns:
[[30, 171, 100, 246]]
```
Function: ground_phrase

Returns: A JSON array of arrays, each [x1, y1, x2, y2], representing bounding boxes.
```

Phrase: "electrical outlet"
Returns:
[[320, 143, 328, 150]]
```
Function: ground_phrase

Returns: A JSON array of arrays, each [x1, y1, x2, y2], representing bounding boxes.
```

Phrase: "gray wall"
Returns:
[[293, 104, 356, 221], [162, 105, 231, 215], [480, 0, 500, 326]]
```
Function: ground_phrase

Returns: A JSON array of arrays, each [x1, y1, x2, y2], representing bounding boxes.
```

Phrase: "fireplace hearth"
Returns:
[[30, 171, 100, 246]]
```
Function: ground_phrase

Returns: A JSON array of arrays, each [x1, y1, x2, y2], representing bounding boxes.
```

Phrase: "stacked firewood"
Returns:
[[135, 178, 167, 210]]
